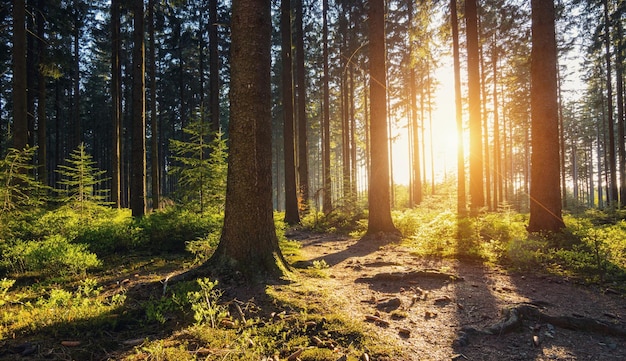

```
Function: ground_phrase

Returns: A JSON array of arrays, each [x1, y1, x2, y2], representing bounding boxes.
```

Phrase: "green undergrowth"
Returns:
[[394, 198, 626, 286]]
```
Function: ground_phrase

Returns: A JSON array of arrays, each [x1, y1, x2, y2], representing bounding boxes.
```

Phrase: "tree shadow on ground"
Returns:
[[453, 261, 626, 360], [290, 232, 389, 268]]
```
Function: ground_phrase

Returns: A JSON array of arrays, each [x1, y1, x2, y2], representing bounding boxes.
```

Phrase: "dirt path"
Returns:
[[292, 231, 626, 361]]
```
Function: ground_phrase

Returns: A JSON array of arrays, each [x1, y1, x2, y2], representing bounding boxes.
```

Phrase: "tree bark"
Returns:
[[209, 0, 288, 278], [148, 0, 160, 210], [365, 0, 400, 238], [36, 0, 47, 185], [466, 0, 484, 214], [282, 0, 300, 225], [111, 0, 122, 208], [322, 0, 332, 213], [295, 0, 309, 209], [603, 0, 618, 205], [131, 0, 147, 217], [13, 0, 28, 151], [528, 0, 565, 232], [451, 0, 466, 217]]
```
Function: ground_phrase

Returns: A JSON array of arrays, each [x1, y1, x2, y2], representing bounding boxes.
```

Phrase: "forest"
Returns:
[[1, 0, 626, 360]]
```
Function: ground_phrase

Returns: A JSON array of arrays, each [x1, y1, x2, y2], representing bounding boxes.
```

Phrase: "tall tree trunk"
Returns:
[[295, 0, 309, 209], [111, 0, 122, 208], [603, 0, 618, 205], [466, 0, 484, 214], [131, 0, 147, 217], [409, 0, 422, 207], [36, 0, 47, 185], [451, 0, 466, 217], [282, 0, 300, 225], [528, 0, 565, 232], [73, 2, 81, 148], [492, 41, 501, 209], [13, 0, 28, 151], [148, 0, 160, 210], [209, 0, 220, 133], [365, 0, 400, 237], [339, 11, 351, 200], [322, 0, 332, 213], [209, 0, 287, 278], [615, 22, 626, 207]]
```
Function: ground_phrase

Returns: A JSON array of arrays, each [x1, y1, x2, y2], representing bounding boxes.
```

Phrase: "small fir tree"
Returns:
[[170, 117, 228, 213], [55, 143, 109, 211], [0, 146, 47, 215]]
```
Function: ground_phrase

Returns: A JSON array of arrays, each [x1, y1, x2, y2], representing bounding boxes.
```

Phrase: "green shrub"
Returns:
[[2, 235, 101, 276], [138, 208, 223, 252]]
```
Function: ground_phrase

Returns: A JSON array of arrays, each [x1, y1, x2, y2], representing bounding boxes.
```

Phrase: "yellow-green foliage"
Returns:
[[2, 235, 101, 276], [0, 278, 124, 339]]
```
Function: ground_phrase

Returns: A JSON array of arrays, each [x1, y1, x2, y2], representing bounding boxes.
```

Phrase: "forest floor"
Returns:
[[289, 230, 626, 360], [3, 230, 626, 360]]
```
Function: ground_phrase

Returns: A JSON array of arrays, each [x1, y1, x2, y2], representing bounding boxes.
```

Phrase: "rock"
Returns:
[[376, 297, 402, 311]]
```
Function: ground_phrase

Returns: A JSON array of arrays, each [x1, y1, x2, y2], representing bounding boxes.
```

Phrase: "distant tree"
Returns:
[[208, 0, 288, 277], [528, 0, 565, 232], [130, 0, 147, 217], [365, 0, 400, 238]]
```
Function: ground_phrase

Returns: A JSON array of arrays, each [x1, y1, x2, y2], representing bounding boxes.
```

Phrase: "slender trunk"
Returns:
[[409, 0, 422, 206], [492, 41, 501, 209], [467, 0, 484, 214], [149, 0, 160, 210], [322, 0, 332, 213], [209, 0, 220, 133], [295, 0, 309, 208], [13, 0, 28, 151], [111, 0, 122, 208], [451, 0, 465, 216], [282, 0, 300, 225], [131, 0, 147, 217], [37, 0, 47, 184], [603, 0, 618, 205], [616, 23, 626, 207]]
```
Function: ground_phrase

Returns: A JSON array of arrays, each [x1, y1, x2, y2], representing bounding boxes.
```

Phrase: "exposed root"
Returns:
[[456, 302, 626, 347]]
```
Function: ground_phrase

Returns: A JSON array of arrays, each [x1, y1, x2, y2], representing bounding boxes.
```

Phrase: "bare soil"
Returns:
[[291, 230, 626, 360]]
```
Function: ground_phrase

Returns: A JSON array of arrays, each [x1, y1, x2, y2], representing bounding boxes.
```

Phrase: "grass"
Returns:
[[4, 199, 626, 359]]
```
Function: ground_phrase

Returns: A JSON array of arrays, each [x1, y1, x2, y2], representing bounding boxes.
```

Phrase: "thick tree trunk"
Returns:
[[528, 0, 565, 232], [282, 0, 300, 225], [365, 0, 400, 238], [209, 0, 287, 278], [131, 0, 147, 217]]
